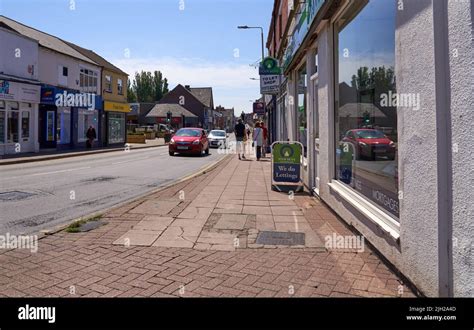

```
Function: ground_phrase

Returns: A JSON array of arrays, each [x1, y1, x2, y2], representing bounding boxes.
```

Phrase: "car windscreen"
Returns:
[[209, 131, 225, 137], [175, 129, 201, 137], [355, 130, 385, 139]]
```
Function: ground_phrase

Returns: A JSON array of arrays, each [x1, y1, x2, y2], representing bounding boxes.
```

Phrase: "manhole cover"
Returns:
[[256, 231, 305, 246], [0, 191, 37, 201]]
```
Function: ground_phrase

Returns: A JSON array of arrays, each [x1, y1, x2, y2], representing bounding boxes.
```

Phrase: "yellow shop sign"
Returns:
[[104, 101, 130, 112]]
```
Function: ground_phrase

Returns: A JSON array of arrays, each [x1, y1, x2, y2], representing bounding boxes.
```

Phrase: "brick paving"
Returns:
[[0, 154, 417, 297]]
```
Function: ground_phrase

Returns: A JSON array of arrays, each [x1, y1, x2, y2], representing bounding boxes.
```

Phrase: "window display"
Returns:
[[336, 0, 399, 218], [108, 113, 125, 144], [78, 109, 98, 142], [7, 110, 19, 143], [21, 111, 30, 140], [56, 107, 71, 144]]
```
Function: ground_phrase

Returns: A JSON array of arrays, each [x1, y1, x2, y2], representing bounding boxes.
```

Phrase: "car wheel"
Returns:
[[169, 151, 174, 156]]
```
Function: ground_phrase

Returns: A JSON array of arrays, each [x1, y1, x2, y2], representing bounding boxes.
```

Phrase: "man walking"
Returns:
[[234, 119, 246, 160], [86, 125, 96, 149]]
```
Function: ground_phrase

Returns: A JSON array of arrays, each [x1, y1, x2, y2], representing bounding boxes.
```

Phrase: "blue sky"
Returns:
[[1, 0, 273, 112]]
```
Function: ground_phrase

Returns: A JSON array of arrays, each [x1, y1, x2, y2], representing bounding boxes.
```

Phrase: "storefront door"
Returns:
[[38, 105, 57, 149]]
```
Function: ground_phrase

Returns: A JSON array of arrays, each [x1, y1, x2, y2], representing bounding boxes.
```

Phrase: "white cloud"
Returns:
[[110, 56, 261, 113]]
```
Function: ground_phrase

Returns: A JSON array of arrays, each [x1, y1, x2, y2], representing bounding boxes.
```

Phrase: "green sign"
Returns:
[[259, 57, 281, 75], [273, 143, 301, 164]]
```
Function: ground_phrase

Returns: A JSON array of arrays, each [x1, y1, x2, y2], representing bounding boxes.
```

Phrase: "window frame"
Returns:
[[105, 75, 112, 93]]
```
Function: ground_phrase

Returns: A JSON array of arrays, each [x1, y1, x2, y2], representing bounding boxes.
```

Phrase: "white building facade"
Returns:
[[0, 26, 41, 156], [269, 0, 473, 296]]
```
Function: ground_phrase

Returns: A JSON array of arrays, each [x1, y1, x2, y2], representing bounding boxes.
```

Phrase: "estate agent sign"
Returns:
[[271, 141, 304, 192], [259, 57, 282, 95]]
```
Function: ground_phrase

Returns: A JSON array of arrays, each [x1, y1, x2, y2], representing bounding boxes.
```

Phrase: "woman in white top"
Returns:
[[253, 122, 263, 161]]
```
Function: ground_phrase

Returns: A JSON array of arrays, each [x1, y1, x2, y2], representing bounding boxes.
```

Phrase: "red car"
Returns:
[[169, 128, 209, 156], [342, 129, 396, 160]]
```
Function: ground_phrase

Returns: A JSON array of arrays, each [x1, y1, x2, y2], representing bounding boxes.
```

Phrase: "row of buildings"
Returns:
[[129, 84, 235, 133], [0, 15, 129, 156], [263, 0, 473, 296], [0, 15, 236, 156]]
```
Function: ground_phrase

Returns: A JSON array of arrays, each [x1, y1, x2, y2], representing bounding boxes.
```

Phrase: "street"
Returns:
[[0, 146, 227, 235]]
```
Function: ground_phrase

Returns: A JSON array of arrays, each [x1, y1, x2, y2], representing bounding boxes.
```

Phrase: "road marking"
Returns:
[[30, 166, 92, 176]]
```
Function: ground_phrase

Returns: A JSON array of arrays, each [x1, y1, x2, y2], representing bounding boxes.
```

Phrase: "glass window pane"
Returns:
[[336, 0, 399, 218], [7, 111, 19, 143], [297, 65, 307, 157], [0, 111, 5, 143], [21, 111, 29, 139], [56, 107, 71, 144], [108, 113, 125, 144]]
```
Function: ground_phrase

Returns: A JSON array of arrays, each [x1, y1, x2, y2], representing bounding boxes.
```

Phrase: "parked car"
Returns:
[[207, 130, 227, 148], [169, 128, 209, 156], [159, 124, 174, 134], [342, 129, 396, 160]]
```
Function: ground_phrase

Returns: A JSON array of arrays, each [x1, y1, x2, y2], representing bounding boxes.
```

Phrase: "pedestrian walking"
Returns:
[[234, 119, 246, 160], [86, 125, 96, 149], [253, 122, 263, 161]]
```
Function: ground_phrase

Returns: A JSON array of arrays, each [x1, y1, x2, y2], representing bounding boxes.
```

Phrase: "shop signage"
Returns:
[[253, 101, 265, 115], [40, 86, 102, 110], [282, 0, 326, 70], [259, 57, 281, 75], [0, 80, 41, 103], [104, 101, 130, 113], [271, 141, 304, 192], [260, 75, 281, 94]]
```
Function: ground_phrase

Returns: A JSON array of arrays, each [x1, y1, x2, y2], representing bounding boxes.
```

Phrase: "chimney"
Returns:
[[185, 85, 191, 90]]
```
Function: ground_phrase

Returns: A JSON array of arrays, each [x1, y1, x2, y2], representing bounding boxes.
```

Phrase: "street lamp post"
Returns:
[[238, 24, 266, 111], [237, 25, 264, 62]]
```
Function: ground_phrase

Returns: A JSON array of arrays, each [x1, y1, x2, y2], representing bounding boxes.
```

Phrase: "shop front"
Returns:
[[104, 101, 129, 146], [270, 0, 474, 297], [0, 79, 41, 155], [39, 86, 102, 150]]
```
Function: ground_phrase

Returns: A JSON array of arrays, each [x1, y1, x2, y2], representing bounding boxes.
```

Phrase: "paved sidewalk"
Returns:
[[0, 154, 416, 297]]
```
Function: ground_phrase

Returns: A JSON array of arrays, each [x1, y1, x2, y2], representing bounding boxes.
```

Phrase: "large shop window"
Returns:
[[21, 111, 30, 140], [7, 102, 19, 143], [336, 0, 399, 219], [108, 113, 125, 144], [78, 109, 98, 142], [297, 65, 307, 157], [56, 107, 71, 144], [0, 101, 5, 144]]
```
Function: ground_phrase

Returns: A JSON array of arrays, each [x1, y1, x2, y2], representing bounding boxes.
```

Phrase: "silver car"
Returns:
[[208, 130, 227, 148]]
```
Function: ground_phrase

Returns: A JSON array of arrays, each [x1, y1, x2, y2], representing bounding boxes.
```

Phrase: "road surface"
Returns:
[[0, 146, 229, 235]]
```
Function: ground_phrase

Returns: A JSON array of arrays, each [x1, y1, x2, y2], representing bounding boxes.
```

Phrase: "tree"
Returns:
[[130, 70, 169, 103], [126, 78, 136, 103], [152, 71, 163, 101], [162, 78, 169, 95]]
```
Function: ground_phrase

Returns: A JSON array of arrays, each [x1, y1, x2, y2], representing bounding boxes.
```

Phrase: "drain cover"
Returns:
[[0, 191, 37, 201], [256, 231, 305, 246]]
